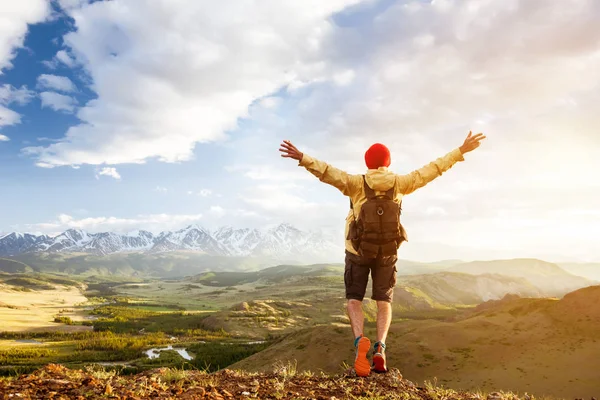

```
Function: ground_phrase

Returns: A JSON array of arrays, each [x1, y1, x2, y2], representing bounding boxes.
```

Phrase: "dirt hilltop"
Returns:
[[0, 363, 525, 400]]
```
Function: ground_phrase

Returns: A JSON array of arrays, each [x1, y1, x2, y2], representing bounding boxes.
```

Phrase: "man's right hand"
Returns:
[[459, 131, 486, 154], [279, 140, 304, 161]]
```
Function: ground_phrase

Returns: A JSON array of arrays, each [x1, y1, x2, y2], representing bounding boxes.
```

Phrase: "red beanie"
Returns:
[[364, 143, 391, 169]]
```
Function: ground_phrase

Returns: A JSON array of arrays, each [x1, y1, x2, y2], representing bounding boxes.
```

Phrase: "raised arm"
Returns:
[[396, 131, 486, 195], [279, 140, 359, 196]]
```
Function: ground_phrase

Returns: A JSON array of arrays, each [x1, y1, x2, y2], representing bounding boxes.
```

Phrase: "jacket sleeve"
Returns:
[[298, 154, 361, 196], [395, 148, 465, 195]]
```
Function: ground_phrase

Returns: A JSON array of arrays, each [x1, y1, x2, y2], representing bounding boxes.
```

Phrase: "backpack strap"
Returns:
[[363, 175, 377, 200], [364, 175, 395, 200], [384, 187, 394, 200]]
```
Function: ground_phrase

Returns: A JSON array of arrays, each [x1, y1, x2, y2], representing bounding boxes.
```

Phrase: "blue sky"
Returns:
[[1, 0, 600, 262]]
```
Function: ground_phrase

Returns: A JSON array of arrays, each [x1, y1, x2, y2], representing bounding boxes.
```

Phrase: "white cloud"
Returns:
[[37, 74, 77, 92], [225, 164, 312, 182], [0, 106, 21, 132], [209, 206, 226, 218], [0, 84, 34, 105], [0, 134, 9, 142], [39, 91, 78, 113], [0, 1, 50, 72], [0, 84, 35, 135], [239, 183, 344, 230], [154, 186, 168, 193], [259, 97, 282, 109], [332, 69, 355, 86], [199, 189, 212, 197], [42, 50, 78, 69], [7, 0, 600, 261], [56, 0, 88, 12], [56, 50, 76, 67], [25, 0, 362, 167], [24, 213, 203, 235], [222, 0, 600, 261], [95, 167, 121, 180]]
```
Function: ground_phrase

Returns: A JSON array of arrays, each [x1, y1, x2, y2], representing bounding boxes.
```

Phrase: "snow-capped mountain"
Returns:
[[0, 224, 344, 262], [151, 225, 227, 254]]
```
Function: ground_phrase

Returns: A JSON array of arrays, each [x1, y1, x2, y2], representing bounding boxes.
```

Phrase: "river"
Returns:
[[145, 345, 193, 361]]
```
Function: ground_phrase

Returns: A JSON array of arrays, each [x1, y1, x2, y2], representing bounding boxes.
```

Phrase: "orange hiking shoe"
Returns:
[[353, 335, 371, 377], [372, 341, 387, 373]]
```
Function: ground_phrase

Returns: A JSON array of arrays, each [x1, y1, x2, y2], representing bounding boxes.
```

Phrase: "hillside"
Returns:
[[0, 258, 33, 274], [232, 286, 600, 398], [184, 269, 551, 337], [192, 264, 343, 286], [448, 258, 592, 296], [558, 262, 600, 281], [0, 363, 521, 400], [398, 272, 542, 305], [394, 260, 449, 276], [10, 252, 288, 278]]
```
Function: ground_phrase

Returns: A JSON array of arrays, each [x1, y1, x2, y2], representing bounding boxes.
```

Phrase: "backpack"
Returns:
[[347, 175, 407, 258]]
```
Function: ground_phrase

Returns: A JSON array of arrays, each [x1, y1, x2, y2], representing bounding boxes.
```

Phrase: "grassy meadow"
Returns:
[[0, 262, 466, 377], [1, 258, 599, 398]]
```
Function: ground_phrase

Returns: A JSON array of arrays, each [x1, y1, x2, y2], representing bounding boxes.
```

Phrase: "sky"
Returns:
[[0, 0, 599, 263]]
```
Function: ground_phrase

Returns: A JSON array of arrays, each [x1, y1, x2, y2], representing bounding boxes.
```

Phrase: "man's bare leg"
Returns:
[[371, 300, 392, 372], [347, 299, 364, 338], [348, 299, 371, 376], [376, 301, 392, 344]]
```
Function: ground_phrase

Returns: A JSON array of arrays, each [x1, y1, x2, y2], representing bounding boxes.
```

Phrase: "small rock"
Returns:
[[184, 388, 206, 397], [241, 392, 251, 396], [388, 368, 403, 382], [82, 376, 96, 386], [210, 391, 225, 400], [487, 392, 502, 400]]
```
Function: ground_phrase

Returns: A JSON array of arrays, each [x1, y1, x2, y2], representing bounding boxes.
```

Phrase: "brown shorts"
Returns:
[[344, 250, 398, 303]]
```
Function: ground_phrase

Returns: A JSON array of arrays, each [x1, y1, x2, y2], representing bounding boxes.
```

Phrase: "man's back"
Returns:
[[297, 148, 465, 256]]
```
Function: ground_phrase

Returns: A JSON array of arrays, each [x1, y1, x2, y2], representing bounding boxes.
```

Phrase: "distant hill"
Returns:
[[398, 272, 542, 305], [197, 269, 556, 338], [0, 258, 33, 274], [431, 259, 464, 267], [232, 285, 600, 398], [5, 252, 451, 279], [192, 264, 343, 286], [447, 258, 592, 296], [0, 272, 84, 291], [558, 262, 600, 282], [9, 252, 290, 278], [395, 260, 449, 276]]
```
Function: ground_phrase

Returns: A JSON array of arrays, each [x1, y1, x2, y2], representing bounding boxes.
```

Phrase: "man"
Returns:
[[279, 131, 485, 377]]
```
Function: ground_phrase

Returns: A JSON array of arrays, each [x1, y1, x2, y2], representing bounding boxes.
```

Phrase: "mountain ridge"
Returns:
[[447, 258, 592, 296], [0, 224, 343, 263]]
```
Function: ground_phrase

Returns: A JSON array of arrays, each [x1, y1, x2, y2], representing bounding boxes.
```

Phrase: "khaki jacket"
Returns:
[[298, 148, 465, 255]]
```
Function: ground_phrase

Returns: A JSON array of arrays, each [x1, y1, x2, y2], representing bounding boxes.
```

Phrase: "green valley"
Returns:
[[0, 256, 598, 398]]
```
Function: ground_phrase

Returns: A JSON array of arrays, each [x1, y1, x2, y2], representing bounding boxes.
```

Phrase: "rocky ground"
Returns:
[[0, 364, 527, 400]]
